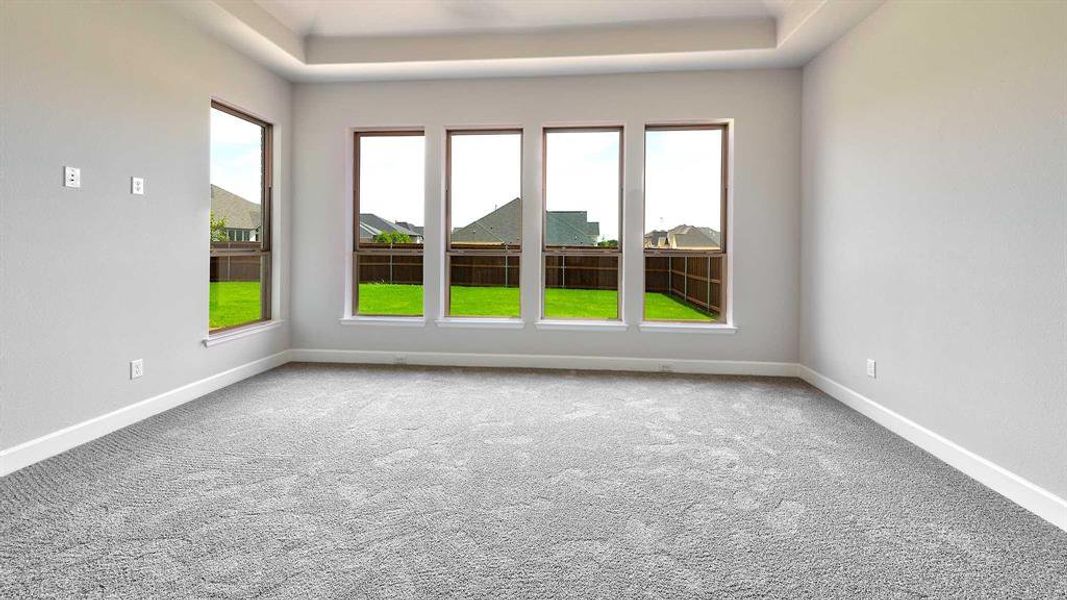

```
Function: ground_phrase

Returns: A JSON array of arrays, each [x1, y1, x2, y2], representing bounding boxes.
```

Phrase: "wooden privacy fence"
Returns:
[[449, 254, 520, 287], [356, 252, 424, 285], [210, 242, 263, 282], [544, 254, 619, 290], [644, 254, 723, 315], [353, 251, 721, 314]]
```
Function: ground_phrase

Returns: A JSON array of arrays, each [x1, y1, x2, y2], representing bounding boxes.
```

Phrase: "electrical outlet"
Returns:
[[64, 166, 81, 188], [131, 177, 144, 195], [866, 359, 877, 379], [130, 359, 144, 380]]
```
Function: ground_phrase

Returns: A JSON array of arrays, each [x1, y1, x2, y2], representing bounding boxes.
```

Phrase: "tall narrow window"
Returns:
[[354, 131, 425, 316], [446, 130, 522, 318], [643, 125, 727, 322], [209, 102, 271, 332], [542, 128, 622, 320]]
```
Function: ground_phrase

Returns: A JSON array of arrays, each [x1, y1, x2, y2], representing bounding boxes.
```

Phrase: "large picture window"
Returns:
[[446, 130, 522, 318], [209, 102, 271, 332], [542, 127, 622, 320], [354, 131, 425, 316], [643, 125, 727, 322]]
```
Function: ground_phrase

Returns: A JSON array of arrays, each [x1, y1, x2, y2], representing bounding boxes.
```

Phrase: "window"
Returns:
[[643, 125, 727, 322], [209, 102, 271, 332], [354, 131, 425, 316], [542, 128, 622, 320], [446, 130, 522, 318]]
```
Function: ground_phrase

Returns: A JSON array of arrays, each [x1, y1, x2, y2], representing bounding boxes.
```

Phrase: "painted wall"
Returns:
[[291, 71, 801, 363], [801, 1, 1067, 497], [0, 1, 292, 449]]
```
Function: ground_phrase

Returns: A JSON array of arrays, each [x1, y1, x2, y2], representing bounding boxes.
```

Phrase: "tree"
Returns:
[[210, 211, 229, 242], [596, 239, 619, 248], [373, 231, 412, 244]]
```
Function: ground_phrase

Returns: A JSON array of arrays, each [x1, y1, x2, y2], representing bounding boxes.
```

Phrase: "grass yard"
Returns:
[[357, 283, 716, 321], [211, 282, 716, 328], [209, 281, 263, 330]]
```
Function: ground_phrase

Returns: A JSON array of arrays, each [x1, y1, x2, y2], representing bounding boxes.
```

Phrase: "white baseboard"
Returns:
[[289, 348, 799, 377], [0, 350, 291, 478], [798, 365, 1067, 532]]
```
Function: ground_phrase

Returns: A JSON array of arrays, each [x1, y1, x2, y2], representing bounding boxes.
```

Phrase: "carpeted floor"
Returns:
[[1, 364, 1064, 598]]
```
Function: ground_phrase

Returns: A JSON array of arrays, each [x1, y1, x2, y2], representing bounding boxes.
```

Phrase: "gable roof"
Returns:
[[667, 224, 721, 248], [452, 198, 521, 245], [546, 210, 600, 246], [210, 185, 261, 230], [451, 198, 603, 246], [359, 214, 422, 239]]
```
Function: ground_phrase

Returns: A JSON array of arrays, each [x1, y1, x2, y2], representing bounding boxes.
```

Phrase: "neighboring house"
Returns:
[[211, 184, 261, 242], [644, 224, 721, 249], [394, 221, 424, 239], [359, 213, 424, 243], [451, 198, 602, 246], [451, 198, 521, 246]]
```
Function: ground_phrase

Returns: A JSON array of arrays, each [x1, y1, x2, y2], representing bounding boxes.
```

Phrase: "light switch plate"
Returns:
[[131, 177, 144, 195], [64, 166, 81, 188]]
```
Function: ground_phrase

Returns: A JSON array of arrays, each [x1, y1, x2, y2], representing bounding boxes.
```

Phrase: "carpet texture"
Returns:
[[1, 363, 1064, 598]]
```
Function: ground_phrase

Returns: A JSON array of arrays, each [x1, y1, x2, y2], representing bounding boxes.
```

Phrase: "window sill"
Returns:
[[203, 320, 284, 347], [535, 319, 628, 332], [339, 316, 427, 327], [638, 322, 737, 335], [436, 318, 525, 330]]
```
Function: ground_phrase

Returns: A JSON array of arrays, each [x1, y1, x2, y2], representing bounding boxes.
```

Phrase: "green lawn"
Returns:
[[357, 283, 715, 321], [209, 281, 263, 330]]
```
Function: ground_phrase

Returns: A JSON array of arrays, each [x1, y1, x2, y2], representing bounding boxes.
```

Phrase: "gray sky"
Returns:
[[217, 125, 722, 236], [210, 108, 263, 204]]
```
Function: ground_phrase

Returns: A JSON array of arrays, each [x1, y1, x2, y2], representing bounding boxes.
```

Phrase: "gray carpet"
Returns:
[[1, 364, 1064, 599]]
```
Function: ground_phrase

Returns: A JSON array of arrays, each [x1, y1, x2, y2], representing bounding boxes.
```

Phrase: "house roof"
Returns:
[[210, 185, 261, 230], [451, 198, 603, 246], [452, 198, 521, 245], [667, 225, 721, 248], [359, 214, 421, 239], [546, 210, 600, 246]]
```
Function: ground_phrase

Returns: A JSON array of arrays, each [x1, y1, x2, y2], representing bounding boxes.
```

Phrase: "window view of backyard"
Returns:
[[209, 104, 270, 331], [542, 128, 622, 319], [447, 130, 522, 317], [355, 132, 425, 316], [643, 126, 725, 322], [349, 126, 722, 321]]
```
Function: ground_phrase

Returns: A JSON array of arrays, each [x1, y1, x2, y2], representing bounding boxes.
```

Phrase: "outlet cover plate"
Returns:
[[64, 166, 81, 188]]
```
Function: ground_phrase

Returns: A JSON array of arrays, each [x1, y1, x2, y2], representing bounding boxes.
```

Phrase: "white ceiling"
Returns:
[[170, 0, 883, 82], [255, 0, 785, 38]]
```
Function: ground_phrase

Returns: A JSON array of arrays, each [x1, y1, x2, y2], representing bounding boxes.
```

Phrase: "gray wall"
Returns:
[[0, 1, 292, 449], [292, 71, 801, 362], [801, 1, 1067, 497]]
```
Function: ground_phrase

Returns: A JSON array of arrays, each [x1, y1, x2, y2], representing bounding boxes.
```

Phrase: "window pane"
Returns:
[[210, 105, 267, 331], [447, 131, 522, 318], [356, 253, 424, 316], [544, 255, 618, 319], [644, 128, 722, 250], [449, 255, 520, 317], [209, 254, 267, 330], [543, 129, 621, 320], [358, 134, 425, 247], [356, 133, 424, 316], [544, 130, 620, 248], [450, 132, 521, 249]]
